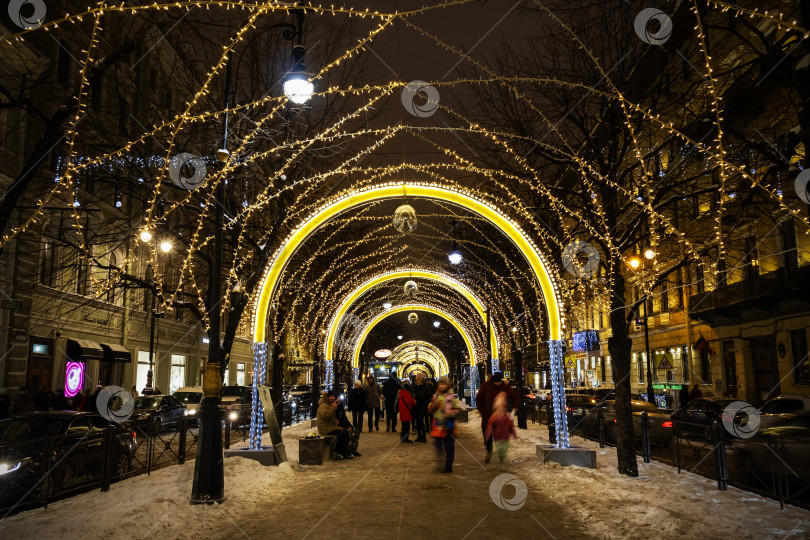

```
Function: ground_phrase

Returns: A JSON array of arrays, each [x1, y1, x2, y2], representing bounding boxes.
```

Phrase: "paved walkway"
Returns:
[[248, 418, 593, 540]]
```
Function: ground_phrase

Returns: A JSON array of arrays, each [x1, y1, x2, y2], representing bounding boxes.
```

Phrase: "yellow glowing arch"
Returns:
[[251, 183, 564, 344], [349, 304, 476, 369], [324, 268, 498, 363], [390, 340, 449, 376]]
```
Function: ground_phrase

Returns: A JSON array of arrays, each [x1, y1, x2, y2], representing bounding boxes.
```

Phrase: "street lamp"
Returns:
[[382, 301, 392, 309], [433, 320, 440, 328], [283, 45, 314, 104], [159, 240, 173, 253], [631, 251, 656, 404], [448, 244, 463, 265], [139, 229, 153, 242]]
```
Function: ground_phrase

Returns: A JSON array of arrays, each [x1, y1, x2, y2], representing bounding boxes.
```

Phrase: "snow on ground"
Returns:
[[487, 410, 809, 540], [0, 413, 807, 540]]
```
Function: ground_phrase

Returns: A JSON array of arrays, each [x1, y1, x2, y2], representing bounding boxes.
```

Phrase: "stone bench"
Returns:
[[298, 434, 337, 465]]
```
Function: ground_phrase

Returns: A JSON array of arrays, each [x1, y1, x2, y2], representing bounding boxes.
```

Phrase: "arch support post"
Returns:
[[548, 339, 569, 449], [249, 342, 267, 450]]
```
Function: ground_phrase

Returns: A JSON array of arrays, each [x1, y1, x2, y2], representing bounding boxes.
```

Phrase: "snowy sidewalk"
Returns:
[[0, 412, 807, 539]]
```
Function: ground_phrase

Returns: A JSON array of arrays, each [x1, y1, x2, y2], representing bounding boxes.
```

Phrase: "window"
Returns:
[[600, 358, 606, 383], [143, 265, 154, 312], [237, 363, 246, 386], [76, 253, 88, 295], [695, 264, 705, 294], [635, 353, 645, 383], [170, 355, 186, 394], [136, 350, 152, 391], [782, 220, 798, 272], [107, 253, 117, 304], [791, 329, 809, 384], [681, 346, 690, 383], [700, 349, 712, 383], [40, 242, 55, 286], [744, 235, 759, 281]]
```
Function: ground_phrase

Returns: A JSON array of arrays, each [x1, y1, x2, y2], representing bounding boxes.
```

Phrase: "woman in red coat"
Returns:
[[398, 382, 417, 443]]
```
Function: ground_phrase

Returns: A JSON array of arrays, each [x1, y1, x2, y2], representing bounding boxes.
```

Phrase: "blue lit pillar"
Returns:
[[470, 364, 479, 408], [492, 358, 499, 374], [548, 339, 569, 448], [325, 359, 334, 388], [249, 342, 267, 450]]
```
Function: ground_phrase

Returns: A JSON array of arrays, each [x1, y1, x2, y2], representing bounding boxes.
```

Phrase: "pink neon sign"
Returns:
[[65, 361, 85, 397]]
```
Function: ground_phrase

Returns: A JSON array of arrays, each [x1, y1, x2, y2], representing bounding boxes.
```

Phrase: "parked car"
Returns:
[[127, 395, 186, 431], [592, 388, 644, 402], [0, 412, 135, 511], [221, 385, 252, 423], [758, 395, 810, 429], [670, 397, 737, 440], [732, 411, 810, 487], [173, 387, 204, 416], [288, 384, 314, 401], [565, 394, 598, 430], [582, 400, 674, 447]]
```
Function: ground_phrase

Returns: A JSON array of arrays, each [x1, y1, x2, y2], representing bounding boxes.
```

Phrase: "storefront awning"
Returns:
[[101, 343, 132, 363], [66, 339, 104, 362]]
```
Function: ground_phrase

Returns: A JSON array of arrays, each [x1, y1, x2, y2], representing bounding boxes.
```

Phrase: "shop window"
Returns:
[[237, 363, 246, 386], [170, 354, 185, 393], [700, 349, 712, 383], [791, 329, 809, 384], [635, 353, 644, 383], [136, 350, 152, 392], [681, 346, 690, 383], [107, 253, 117, 304], [600, 358, 606, 383]]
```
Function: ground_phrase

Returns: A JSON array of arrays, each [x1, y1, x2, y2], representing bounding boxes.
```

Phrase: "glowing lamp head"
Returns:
[[283, 45, 313, 104], [644, 248, 656, 260], [629, 258, 641, 269], [382, 302, 392, 309], [448, 250, 463, 265], [433, 320, 440, 328], [139, 230, 153, 242], [397, 335, 403, 340], [159, 240, 173, 253]]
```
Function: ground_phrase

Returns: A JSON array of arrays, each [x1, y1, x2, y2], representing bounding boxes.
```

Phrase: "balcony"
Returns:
[[688, 265, 810, 326]]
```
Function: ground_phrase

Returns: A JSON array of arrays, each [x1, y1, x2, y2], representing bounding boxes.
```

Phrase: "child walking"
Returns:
[[484, 393, 517, 464], [429, 376, 461, 473]]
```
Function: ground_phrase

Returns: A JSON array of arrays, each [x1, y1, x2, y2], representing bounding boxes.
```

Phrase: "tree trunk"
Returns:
[[607, 256, 638, 477], [270, 340, 284, 433]]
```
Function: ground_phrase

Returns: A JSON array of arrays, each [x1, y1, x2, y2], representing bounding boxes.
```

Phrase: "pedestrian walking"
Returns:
[[476, 371, 520, 463], [429, 376, 461, 473], [348, 380, 366, 429], [678, 384, 690, 408], [364, 375, 382, 432], [411, 372, 432, 443], [398, 382, 416, 443], [689, 383, 703, 401], [382, 375, 400, 433], [484, 394, 517, 465]]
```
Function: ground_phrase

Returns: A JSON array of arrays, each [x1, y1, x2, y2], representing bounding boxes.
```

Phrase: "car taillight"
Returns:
[[662, 421, 673, 428], [566, 407, 573, 412], [613, 418, 617, 423], [132, 431, 137, 439]]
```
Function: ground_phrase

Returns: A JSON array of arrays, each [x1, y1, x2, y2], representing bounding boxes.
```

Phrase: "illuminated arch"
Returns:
[[251, 183, 565, 344], [349, 304, 475, 369], [324, 268, 498, 363], [389, 340, 449, 376], [402, 362, 434, 379]]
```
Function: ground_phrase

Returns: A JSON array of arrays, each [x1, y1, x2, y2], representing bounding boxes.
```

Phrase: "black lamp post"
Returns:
[[631, 250, 656, 405], [191, 8, 311, 504]]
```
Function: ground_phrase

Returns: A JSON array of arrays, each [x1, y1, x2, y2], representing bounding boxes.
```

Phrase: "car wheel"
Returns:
[[114, 452, 130, 478]]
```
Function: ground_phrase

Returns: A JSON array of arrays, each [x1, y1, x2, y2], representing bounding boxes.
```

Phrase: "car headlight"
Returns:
[[0, 461, 24, 476], [229, 411, 239, 421], [185, 408, 196, 415], [291, 401, 297, 409]]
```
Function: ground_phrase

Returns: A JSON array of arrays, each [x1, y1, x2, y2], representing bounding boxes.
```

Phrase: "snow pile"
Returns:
[[470, 410, 809, 540]]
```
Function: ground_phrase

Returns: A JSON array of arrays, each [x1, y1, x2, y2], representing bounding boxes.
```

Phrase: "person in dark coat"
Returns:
[[50, 389, 69, 411], [382, 376, 400, 433], [335, 399, 361, 457], [0, 388, 11, 419], [476, 371, 520, 463], [11, 387, 35, 415], [678, 385, 691, 408], [84, 386, 102, 414], [689, 383, 703, 401], [34, 385, 50, 411], [364, 375, 382, 432], [347, 380, 366, 430], [411, 373, 432, 443], [316, 391, 353, 460]]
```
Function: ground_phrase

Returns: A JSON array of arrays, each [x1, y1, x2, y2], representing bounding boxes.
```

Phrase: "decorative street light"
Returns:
[[159, 240, 173, 253], [139, 229, 153, 242], [433, 320, 440, 328], [448, 243, 463, 265], [382, 301, 392, 309], [630, 250, 656, 404], [283, 44, 314, 104]]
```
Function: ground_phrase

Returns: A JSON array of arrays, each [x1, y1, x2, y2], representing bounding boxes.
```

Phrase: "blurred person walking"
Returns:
[[484, 393, 517, 465], [476, 371, 520, 463], [411, 372, 432, 443], [429, 376, 461, 473], [348, 380, 366, 430]]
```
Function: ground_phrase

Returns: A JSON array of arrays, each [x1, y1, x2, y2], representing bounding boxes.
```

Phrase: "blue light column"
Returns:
[[249, 342, 267, 450], [548, 339, 569, 448]]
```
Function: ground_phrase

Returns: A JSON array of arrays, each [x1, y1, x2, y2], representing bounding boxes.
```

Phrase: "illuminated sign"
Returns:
[[572, 330, 599, 352], [65, 362, 85, 397], [32, 343, 50, 355], [374, 349, 392, 359]]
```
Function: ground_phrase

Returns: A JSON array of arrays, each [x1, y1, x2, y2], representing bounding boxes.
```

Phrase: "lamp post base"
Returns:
[[190, 397, 225, 504]]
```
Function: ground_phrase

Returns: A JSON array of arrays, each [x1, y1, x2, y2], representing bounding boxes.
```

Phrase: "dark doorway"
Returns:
[[750, 337, 780, 405], [26, 339, 54, 391], [722, 340, 737, 398], [98, 361, 114, 386]]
